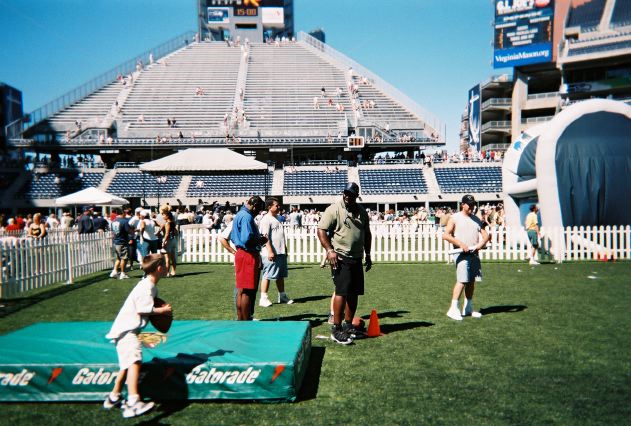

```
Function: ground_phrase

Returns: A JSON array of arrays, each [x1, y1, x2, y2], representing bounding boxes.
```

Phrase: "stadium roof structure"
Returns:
[[139, 148, 267, 172], [10, 32, 444, 163]]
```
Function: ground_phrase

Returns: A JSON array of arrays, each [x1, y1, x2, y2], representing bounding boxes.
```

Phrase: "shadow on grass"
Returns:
[[479, 305, 527, 315], [167, 271, 209, 278], [291, 294, 330, 304], [360, 310, 410, 320], [297, 346, 325, 402], [380, 321, 434, 334], [260, 312, 327, 328], [0, 274, 107, 319], [288, 266, 311, 271]]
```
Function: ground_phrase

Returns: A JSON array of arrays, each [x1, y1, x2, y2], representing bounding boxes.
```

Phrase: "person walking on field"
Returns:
[[258, 197, 293, 307], [525, 204, 540, 265], [442, 194, 490, 321], [230, 196, 267, 320], [318, 182, 372, 345]]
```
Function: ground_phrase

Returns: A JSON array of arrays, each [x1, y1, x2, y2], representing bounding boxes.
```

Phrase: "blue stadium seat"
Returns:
[[434, 167, 502, 193]]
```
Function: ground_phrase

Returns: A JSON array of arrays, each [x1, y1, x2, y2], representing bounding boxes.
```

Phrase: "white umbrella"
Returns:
[[55, 187, 129, 207]]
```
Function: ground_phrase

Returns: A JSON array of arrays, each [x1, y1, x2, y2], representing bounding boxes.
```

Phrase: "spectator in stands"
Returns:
[[321, 87, 326, 98], [258, 197, 293, 308], [443, 195, 490, 321], [110, 208, 132, 280], [107, 135, 114, 145], [313, 96, 320, 110], [77, 207, 95, 234], [28, 213, 47, 239], [230, 196, 267, 320], [318, 182, 372, 345], [525, 204, 540, 266]]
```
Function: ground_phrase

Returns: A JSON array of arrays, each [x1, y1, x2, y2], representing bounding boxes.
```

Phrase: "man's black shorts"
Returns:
[[332, 255, 364, 296]]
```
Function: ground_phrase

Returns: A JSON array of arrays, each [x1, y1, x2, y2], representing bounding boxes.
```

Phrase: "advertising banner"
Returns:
[[208, 7, 230, 24], [467, 84, 481, 152], [494, 0, 555, 68], [0, 321, 311, 402], [262, 7, 284, 25]]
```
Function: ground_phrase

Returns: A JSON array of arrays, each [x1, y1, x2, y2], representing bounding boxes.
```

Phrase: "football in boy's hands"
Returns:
[[150, 297, 173, 333]]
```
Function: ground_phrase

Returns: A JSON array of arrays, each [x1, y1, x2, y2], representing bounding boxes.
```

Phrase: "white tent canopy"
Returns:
[[55, 187, 129, 207], [139, 148, 268, 172]]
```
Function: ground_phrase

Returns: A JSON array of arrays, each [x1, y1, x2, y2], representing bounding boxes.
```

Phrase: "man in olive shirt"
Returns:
[[317, 182, 372, 345]]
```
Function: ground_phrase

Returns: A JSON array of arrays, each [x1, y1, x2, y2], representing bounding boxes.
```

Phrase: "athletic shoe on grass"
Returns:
[[259, 296, 272, 307], [462, 309, 482, 318], [447, 307, 463, 321], [103, 395, 123, 409], [278, 293, 294, 304], [109, 270, 118, 278], [119, 273, 130, 280], [122, 400, 155, 418], [330, 326, 352, 345]]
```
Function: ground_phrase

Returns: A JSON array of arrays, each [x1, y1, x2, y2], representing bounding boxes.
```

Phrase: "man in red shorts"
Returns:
[[230, 196, 267, 320]]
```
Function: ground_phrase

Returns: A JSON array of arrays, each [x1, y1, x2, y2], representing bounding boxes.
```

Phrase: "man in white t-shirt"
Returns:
[[288, 206, 302, 228], [442, 194, 490, 321], [258, 197, 292, 307]]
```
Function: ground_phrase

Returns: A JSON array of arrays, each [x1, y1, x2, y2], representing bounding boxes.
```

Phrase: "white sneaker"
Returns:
[[119, 273, 130, 280], [122, 400, 155, 418], [447, 307, 463, 321], [278, 293, 294, 304], [529, 259, 540, 265], [102, 394, 122, 409], [109, 270, 118, 278], [462, 308, 482, 318], [259, 297, 272, 307]]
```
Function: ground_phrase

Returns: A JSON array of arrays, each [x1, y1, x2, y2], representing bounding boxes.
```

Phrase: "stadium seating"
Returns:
[[47, 84, 120, 130], [283, 169, 347, 195], [18, 171, 104, 199], [568, 39, 631, 56], [610, 0, 631, 28], [244, 43, 352, 134], [567, 0, 606, 32], [107, 171, 181, 197], [358, 168, 427, 194], [434, 167, 502, 193], [122, 43, 241, 133], [186, 172, 272, 197], [351, 76, 419, 125]]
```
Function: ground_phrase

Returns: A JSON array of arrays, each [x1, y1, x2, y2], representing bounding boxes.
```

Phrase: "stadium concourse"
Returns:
[[1, 31, 507, 214]]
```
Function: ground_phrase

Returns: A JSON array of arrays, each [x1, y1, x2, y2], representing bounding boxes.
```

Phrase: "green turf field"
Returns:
[[1, 261, 630, 425]]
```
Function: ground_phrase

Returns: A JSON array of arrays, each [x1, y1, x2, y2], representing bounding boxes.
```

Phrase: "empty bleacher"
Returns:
[[244, 43, 352, 134], [567, 0, 607, 32], [107, 171, 181, 197], [187, 172, 273, 197], [283, 168, 347, 195], [47, 84, 121, 130], [351, 76, 421, 126], [434, 167, 502, 193], [122, 43, 241, 133], [358, 168, 427, 195], [17, 171, 104, 199], [611, 0, 631, 28], [568, 38, 631, 56]]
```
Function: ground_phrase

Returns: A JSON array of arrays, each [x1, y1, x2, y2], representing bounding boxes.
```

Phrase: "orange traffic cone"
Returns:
[[366, 309, 381, 337]]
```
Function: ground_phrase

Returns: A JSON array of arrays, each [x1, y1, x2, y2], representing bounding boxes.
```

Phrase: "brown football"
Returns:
[[150, 297, 173, 333]]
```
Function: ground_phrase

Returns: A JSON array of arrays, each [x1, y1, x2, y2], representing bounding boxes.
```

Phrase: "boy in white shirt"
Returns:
[[103, 253, 172, 418]]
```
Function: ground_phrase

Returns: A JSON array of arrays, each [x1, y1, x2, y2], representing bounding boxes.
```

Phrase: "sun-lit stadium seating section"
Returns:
[[567, 0, 607, 32], [186, 172, 272, 197], [18, 171, 104, 199], [568, 38, 631, 56], [351, 76, 419, 125], [122, 43, 241, 132], [358, 168, 427, 195], [244, 43, 352, 133], [107, 172, 181, 197], [283, 168, 347, 195], [434, 167, 502, 193], [611, 0, 631, 28], [47, 84, 121, 130]]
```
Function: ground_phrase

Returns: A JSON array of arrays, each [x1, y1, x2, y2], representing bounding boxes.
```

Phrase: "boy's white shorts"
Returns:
[[115, 332, 142, 370]]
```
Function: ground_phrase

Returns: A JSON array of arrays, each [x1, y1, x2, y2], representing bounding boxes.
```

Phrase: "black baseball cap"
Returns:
[[461, 194, 476, 205], [343, 182, 360, 197]]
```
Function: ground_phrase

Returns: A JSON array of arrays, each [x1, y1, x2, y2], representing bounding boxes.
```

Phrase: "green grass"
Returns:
[[1, 261, 631, 425]]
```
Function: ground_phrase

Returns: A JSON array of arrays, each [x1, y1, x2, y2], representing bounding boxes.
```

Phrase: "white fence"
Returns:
[[1, 225, 629, 299], [0, 232, 114, 299], [180, 224, 631, 264]]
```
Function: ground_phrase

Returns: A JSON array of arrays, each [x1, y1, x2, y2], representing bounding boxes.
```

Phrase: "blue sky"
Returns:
[[0, 0, 507, 150]]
